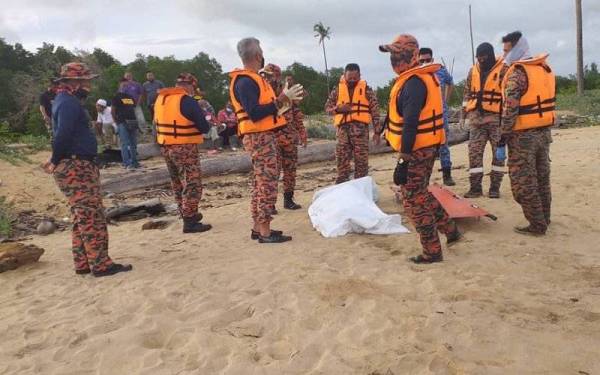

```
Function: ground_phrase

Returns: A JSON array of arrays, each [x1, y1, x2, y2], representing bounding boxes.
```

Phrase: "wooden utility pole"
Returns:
[[575, 0, 584, 96]]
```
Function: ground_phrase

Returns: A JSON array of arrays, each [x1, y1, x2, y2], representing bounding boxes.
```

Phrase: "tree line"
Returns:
[[1, 38, 599, 137]]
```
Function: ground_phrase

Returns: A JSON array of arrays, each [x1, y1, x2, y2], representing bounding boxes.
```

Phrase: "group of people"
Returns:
[[42, 29, 554, 277]]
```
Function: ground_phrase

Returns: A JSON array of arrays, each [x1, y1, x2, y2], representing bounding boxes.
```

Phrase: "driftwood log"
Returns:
[[0, 243, 45, 273], [102, 125, 468, 194], [105, 199, 165, 221]]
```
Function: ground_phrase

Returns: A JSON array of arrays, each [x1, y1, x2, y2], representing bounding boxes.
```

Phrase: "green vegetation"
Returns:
[[2, 38, 599, 139], [0, 38, 344, 138], [0, 196, 15, 238], [557, 89, 600, 117]]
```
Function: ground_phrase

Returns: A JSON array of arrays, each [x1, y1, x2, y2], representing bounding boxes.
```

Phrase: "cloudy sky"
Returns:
[[1, 0, 599, 87]]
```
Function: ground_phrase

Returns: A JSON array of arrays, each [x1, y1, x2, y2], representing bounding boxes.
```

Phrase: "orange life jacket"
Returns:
[[228, 69, 286, 135], [333, 79, 372, 126], [465, 58, 504, 114], [154, 87, 203, 145], [385, 64, 446, 152], [502, 54, 555, 131]]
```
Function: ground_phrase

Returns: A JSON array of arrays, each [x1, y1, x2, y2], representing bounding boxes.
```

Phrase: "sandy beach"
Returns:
[[1, 126, 599, 374]]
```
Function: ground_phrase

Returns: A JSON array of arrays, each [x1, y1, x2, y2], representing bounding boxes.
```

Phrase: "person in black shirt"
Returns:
[[39, 81, 58, 137], [112, 79, 140, 169]]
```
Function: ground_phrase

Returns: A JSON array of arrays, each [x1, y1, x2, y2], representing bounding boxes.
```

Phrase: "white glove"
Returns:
[[277, 101, 292, 116], [282, 82, 304, 102]]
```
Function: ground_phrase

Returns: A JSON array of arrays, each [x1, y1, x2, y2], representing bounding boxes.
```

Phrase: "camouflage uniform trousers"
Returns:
[[507, 128, 552, 232], [160, 144, 203, 219], [243, 131, 280, 224], [274, 125, 299, 194], [53, 159, 113, 273], [400, 146, 458, 256], [467, 113, 505, 189], [336, 121, 369, 184]]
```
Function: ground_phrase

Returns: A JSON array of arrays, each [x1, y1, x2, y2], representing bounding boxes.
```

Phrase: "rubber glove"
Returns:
[[282, 82, 304, 102], [495, 145, 507, 162]]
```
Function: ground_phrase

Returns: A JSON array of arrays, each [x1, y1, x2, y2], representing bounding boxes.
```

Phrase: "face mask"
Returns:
[[74, 87, 89, 100]]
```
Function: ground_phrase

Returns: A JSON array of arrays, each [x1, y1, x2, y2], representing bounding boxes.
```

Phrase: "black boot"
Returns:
[[442, 168, 456, 186], [183, 216, 212, 233], [283, 192, 301, 210]]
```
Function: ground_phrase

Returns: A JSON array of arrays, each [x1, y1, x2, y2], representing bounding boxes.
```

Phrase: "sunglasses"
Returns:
[[419, 58, 433, 64]]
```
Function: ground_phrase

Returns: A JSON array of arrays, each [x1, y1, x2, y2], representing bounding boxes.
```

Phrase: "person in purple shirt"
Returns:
[[419, 47, 456, 186], [122, 72, 148, 131]]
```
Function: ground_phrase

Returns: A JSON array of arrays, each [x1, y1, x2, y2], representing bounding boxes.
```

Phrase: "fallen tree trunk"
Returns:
[[102, 125, 468, 194]]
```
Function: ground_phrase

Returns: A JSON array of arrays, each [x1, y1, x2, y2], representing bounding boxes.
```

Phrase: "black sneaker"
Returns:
[[93, 263, 133, 277], [258, 233, 292, 243], [251, 229, 282, 240]]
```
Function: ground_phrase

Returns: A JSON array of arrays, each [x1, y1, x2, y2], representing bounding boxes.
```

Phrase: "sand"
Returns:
[[1, 127, 599, 374]]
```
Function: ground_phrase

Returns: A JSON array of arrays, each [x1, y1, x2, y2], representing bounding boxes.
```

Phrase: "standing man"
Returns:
[[462, 43, 506, 198], [112, 79, 141, 169], [122, 72, 147, 132], [418, 47, 456, 186], [154, 73, 212, 233], [229, 37, 303, 243], [39, 81, 57, 138], [95, 99, 117, 150], [498, 31, 554, 236], [379, 35, 462, 264], [43, 62, 132, 277], [261, 63, 306, 210], [217, 101, 239, 151], [142, 70, 165, 121], [325, 64, 381, 184]]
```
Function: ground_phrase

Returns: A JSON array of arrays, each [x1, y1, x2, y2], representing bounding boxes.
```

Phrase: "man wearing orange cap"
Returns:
[[153, 73, 213, 233], [261, 63, 307, 210], [379, 35, 462, 264], [325, 63, 381, 184], [43, 62, 132, 277]]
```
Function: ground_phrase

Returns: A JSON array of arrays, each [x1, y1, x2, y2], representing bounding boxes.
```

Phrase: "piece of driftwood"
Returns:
[[0, 243, 45, 273], [102, 125, 468, 194], [105, 198, 165, 221]]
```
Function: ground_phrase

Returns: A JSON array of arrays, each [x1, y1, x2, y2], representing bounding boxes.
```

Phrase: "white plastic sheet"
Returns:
[[308, 176, 410, 238]]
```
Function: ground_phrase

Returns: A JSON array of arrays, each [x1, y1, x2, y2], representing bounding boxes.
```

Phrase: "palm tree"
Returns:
[[313, 22, 332, 95], [575, 0, 584, 96]]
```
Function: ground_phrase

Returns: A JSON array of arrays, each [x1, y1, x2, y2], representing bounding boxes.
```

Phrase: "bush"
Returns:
[[0, 196, 14, 238], [556, 89, 600, 117]]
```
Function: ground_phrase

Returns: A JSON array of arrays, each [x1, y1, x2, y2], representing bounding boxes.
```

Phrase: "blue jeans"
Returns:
[[439, 111, 452, 169], [118, 122, 139, 167]]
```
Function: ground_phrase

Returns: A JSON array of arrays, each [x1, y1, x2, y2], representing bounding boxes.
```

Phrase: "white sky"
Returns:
[[1, 0, 598, 87]]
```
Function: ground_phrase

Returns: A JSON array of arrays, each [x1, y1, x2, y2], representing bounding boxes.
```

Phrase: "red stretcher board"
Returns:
[[428, 184, 497, 220]]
